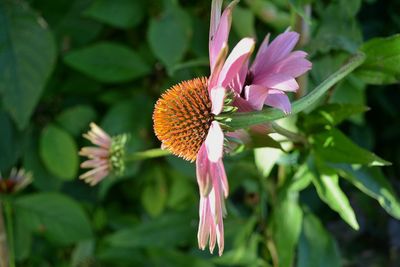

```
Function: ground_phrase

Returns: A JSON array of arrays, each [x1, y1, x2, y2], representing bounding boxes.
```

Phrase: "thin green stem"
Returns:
[[3, 200, 14, 267], [125, 148, 171, 161], [226, 53, 366, 130], [271, 122, 308, 145], [0, 201, 9, 267]]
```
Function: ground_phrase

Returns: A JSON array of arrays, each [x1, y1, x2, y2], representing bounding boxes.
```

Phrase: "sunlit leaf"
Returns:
[[356, 34, 400, 84], [336, 164, 400, 219], [312, 160, 359, 230], [311, 128, 390, 166]]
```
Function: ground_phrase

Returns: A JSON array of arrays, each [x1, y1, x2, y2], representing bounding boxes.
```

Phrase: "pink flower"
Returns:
[[153, 0, 255, 256], [0, 168, 32, 194], [197, 0, 255, 256], [79, 123, 113, 186], [232, 31, 312, 114]]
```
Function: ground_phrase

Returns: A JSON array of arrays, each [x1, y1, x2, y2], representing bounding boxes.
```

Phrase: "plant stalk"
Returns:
[[125, 148, 171, 161], [0, 201, 9, 267]]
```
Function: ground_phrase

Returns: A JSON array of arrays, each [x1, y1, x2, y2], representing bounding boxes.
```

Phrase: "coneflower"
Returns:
[[0, 168, 32, 194], [153, 0, 254, 255], [79, 123, 127, 186]]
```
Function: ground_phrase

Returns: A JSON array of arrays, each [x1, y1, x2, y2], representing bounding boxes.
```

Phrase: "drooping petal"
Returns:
[[196, 144, 212, 197], [250, 34, 270, 74], [252, 31, 299, 77], [232, 95, 255, 112], [217, 38, 255, 88], [209, 45, 228, 91], [216, 159, 228, 198], [244, 84, 269, 110], [273, 51, 312, 77], [197, 196, 210, 250], [230, 59, 249, 94], [211, 86, 226, 115], [209, 0, 222, 43], [264, 89, 291, 114], [209, 1, 237, 70], [254, 73, 299, 92], [205, 121, 224, 162]]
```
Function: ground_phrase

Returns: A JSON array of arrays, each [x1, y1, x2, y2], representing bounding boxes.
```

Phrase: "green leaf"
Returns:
[[71, 240, 95, 267], [311, 128, 390, 166], [312, 160, 359, 230], [24, 135, 63, 191], [356, 34, 400, 85], [64, 42, 150, 83], [14, 193, 93, 244], [141, 167, 168, 217], [148, 2, 191, 71], [0, 0, 56, 129], [56, 105, 96, 136], [309, 0, 362, 54], [301, 103, 368, 133], [289, 0, 312, 23], [39, 124, 78, 180], [227, 53, 366, 130], [107, 213, 193, 248], [84, 0, 144, 29], [0, 110, 23, 171], [14, 204, 32, 260], [336, 165, 400, 219], [271, 195, 303, 267], [298, 211, 341, 267], [232, 6, 255, 38]]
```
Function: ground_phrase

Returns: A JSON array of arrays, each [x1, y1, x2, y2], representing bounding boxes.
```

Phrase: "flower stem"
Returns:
[[125, 148, 171, 161], [3, 201, 14, 267], [226, 53, 366, 130], [0, 201, 9, 267], [271, 122, 308, 145]]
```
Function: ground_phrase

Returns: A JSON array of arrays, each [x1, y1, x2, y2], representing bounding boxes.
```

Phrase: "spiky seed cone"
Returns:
[[153, 77, 213, 162]]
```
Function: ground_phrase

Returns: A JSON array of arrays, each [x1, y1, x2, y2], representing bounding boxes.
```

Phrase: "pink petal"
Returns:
[[209, 1, 237, 71], [250, 34, 270, 74], [211, 86, 226, 115], [274, 51, 312, 77], [252, 31, 299, 77], [244, 85, 269, 110], [254, 73, 299, 92], [208, 45, 228, 91], [198, 196, 210, 249], [196, 144, 212, 197], [232, 96, 255, 112], [230, 59, 249, 94], [264, 89, 291, 114], [205, 121, 224, 162], [217, 38, 255, 88], [209, 0, 222, 42], [216, 160, 228, 198]]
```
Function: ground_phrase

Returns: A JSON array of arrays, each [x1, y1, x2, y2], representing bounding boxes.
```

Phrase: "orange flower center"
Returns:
[[153, 77, 213, 162]]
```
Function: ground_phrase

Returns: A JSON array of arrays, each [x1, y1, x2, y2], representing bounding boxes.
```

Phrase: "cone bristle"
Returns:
[[153, 77, 213, 162]]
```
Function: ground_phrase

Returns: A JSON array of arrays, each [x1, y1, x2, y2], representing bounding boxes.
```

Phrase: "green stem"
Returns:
[[3, 201, 14, 267], [226, 53, 366, 130], [125, 148, 171, 161], [0, 201, 9, 267], [271, 122, 308, 145]]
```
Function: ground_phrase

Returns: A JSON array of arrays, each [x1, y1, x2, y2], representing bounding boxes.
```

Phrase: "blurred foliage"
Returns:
[[0, 0, 400, 266]]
